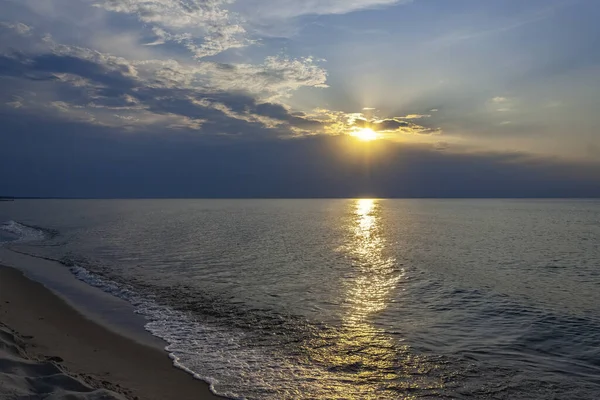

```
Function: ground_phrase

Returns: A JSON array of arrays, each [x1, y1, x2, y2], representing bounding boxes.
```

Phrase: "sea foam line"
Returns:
[[0, 222, 250, 399], [0, 220, 47, 243], [68, 264, 245, 400]]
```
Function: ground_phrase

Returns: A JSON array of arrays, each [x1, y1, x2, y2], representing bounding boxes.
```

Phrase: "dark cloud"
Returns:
[[1, 113, 599, 198], [353, 118, 369, 128], [32, 54, 136, 88], [373, 118, 410, 130], [253, 103, 323, 128], [352, 117, 437, 134], [0, 49, 324, 138], [0, 50, 136, 86]]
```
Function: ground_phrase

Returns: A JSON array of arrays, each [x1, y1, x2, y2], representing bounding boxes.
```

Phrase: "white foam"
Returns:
[[9, 242, 405, 398], [69, 265, 246, 399], [0, 220, 46, 243], [67, 264, 344, 399]]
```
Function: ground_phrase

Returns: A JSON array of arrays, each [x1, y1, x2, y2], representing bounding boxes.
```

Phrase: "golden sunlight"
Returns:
[[351, 128, 378, 141]]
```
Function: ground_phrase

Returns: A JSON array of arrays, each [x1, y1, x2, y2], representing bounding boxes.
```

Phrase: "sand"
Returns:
[[0, 265, 226, 400]]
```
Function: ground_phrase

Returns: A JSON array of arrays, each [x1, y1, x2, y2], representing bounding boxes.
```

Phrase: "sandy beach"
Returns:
[[0, 265, 225, 400]]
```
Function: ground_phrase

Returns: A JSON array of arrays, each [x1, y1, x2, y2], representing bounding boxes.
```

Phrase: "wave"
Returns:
[[0, 220, 49, 243], [66, 260, 453, 400], [68, 264, 244, 399], [20, 249, 600, 400]]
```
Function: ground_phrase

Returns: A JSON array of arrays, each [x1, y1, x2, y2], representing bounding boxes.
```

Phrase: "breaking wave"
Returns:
[[0, 220, 49, 243]]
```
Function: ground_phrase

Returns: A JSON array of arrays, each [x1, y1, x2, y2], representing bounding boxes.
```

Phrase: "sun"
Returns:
[[352, 128, 378, 141]]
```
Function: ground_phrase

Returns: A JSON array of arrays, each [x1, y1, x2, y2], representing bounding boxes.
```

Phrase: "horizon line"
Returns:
[[2, 197, 599, 200]]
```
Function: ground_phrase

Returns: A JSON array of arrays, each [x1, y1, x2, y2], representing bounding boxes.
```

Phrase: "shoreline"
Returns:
[[0, 264, 227, 400]]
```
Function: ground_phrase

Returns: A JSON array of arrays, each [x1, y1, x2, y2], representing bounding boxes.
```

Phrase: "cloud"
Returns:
[[4, 0, 595, 166], [344, 112, 439, 136], [6, 96, 24, 109], [235, 0, 410, 20], [94, 0, 232, 29], [191, 56, 328, 98], [373, 118, 439, 134], [229, 0, 413, 38], [1, 123, 599, 198], [296, 108, 441, 139], [427, 3, 566, 47], [0, 24, 328, 137], [93, 0, 405, 57], [403, 114, 431, 119], [0, 21, 32, 35], [0, 1, 418, 145], [487, 96, 517, 113], [94, 0, 251, 58]]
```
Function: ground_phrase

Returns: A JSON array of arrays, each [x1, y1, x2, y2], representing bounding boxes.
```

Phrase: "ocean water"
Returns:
[[1, 199, 599, 399]]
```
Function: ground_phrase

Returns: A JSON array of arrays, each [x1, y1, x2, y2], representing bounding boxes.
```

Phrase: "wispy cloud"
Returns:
[[427, 1, 571, 47], [235, 0, 410, 19], [308, 109, 439, 138], [0, 0, 418, 141], [0, 17, 330, 138], [93, 0, 412, 56], [0, 21, 32, 35], [488, 96, 516, 113], [94, 0, 251, 58], [1, 0, 598, 162]]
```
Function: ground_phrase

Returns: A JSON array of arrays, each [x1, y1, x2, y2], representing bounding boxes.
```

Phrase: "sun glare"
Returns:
[[352, 128, 378, 142]]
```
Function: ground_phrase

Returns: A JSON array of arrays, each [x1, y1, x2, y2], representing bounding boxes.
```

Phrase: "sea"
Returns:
[[1, 199, 599, 399]]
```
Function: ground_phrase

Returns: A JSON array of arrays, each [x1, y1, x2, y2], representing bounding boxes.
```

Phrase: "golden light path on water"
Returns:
[[300, 199, 444, 399], [346, 199, 399, 321]]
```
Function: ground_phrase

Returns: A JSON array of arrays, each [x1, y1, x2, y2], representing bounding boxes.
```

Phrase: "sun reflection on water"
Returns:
[[300, 199, 443, 399], [345, 199, 400, 322]]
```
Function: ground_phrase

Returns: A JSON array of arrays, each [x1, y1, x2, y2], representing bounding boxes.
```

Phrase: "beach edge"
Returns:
[[0, 264, 227, 400]]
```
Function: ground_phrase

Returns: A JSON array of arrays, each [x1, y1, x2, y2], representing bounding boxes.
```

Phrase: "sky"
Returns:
[[1, 0, 599, 197]]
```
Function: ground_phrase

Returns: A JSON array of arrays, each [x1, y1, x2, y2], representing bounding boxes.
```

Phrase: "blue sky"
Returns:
[[1, 0, 599, 197]]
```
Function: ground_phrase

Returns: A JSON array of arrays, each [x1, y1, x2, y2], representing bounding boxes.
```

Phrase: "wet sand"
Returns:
[[0, 265, 226, 400]]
